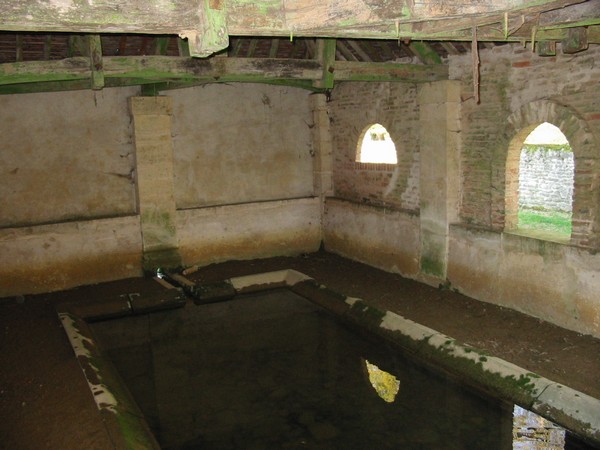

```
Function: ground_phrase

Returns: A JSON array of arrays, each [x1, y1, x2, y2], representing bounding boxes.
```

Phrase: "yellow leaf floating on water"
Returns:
[[365, 360, 400, 403]]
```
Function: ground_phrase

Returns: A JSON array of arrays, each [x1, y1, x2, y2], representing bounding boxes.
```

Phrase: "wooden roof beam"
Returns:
[[0, 54, 448, 94], [2, 0, 593, 57]]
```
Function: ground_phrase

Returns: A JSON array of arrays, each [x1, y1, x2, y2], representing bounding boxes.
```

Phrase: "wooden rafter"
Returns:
[[336, 40, 358, 61], [15, 35, 23, 62], [43, 35, 51, 60], [347, 40, 372, 62], [268, 39, 279, 58], [440, 42, 460, 55]]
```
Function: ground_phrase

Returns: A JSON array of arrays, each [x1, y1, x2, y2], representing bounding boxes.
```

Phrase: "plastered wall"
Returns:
[[169, 84, 314, 208], [167, 84, 321, 267], [0, 88, 138, 227], [0, 88, 142, 295], [0, 84, 321, 296], [1, 47, 598, 338]]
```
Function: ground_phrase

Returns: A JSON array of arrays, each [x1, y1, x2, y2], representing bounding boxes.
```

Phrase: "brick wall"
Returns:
[[329, 82, 420, 211], [450, 44, 600, 248]]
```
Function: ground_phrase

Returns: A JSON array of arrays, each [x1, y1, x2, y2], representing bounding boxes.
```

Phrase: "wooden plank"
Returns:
[[314, 38, 335, 89], [333, 60, 448, 83], [0, 54, 448, 94], [539, 1, 600, 27], [0, 56, 323, 86], [43, 35, 52, 60], [347, 40, 372, 62], [179, 0, 229, 57], [335, 49, 347, 61], [229, 38, 242, 57], [155, 37, 170, 55], [140, 36, 149, 55], [268, 39, 279, 58], [305, 39, 317, 59], [87, 35, 104, 89], [118, 35, 127, 55], [441, 42, 460, 55], [561, 27, 588, 53], [246, 39, 258, 57], [408, 41, 442, 64], [15, 35, 23, 62], [1, 0, 590, 50], [337, 40, 359, 61], [177, 38, 191, 57], [377, 41, 394, 61], [537, 40, 557, 56]]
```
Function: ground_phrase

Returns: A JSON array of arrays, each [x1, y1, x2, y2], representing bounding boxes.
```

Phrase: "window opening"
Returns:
[[357, 124, 397, 164], [515, 122, 574, 241]]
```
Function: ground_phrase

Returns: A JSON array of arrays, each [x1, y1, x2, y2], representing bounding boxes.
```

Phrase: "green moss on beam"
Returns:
[[408, 41, 442, 65]]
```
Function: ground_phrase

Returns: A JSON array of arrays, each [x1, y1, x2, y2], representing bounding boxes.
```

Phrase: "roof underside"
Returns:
[[0, 0, 598, 94]]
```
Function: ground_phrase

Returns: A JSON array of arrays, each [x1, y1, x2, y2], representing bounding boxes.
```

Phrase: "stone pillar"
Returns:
[[310, 94, 334, 214], [130, 96, 181, 271], [418, 81, 461, 284]]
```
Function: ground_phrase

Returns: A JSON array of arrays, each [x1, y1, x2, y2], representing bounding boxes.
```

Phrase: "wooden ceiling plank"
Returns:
[[335, 49, 347, 61], [440, 42, 460, 55], [0, 0, 595, 55], [155, 37, 169, 55], [43, 35, 52, 60], [0, 1, 597, 61], [334, 60, 448, 83], [246, 38, 258, 57], [15, 35, 23, 62], [305, 39, 317, 59], [178, 38, 191, 57], [359, 40, 382, 62], [229, 38, 242, 57], [377, 41, 394, 62], [336, 40, 359, 61], [268, 39, 280, 58], [118, 35, 127, 56], [347, 40, 372, 62], [140, 36, 149, 55], [407, 41, 442, 64]]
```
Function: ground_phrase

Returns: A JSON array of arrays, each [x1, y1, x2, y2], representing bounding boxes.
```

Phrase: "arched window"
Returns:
[[509, 122, 574, 242], [356, 124, 397, 164]]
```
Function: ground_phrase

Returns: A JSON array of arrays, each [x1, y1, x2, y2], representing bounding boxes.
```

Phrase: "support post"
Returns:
[[129, 96, 182, 272], [314, 39, 336, 89], [417, 80, 461, 285], [87, 35, 104, 90], [310, 93, 334, 219]]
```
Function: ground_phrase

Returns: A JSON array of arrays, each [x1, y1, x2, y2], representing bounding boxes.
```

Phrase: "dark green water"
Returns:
[[90, 289, 588, 450]]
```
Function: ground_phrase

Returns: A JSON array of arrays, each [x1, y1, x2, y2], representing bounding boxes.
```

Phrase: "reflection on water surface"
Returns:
[[91, 289, 593, 450]]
